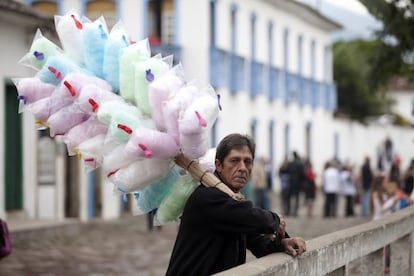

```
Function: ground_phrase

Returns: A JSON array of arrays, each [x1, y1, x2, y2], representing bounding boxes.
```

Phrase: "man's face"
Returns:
[[215, 146, 253, 192]]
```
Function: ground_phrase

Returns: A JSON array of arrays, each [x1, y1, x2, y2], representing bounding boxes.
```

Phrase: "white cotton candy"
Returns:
[[102, 143, 137, 176], [198, 148, 217, 172], [77, 134, 107, 171], [54, 10, 85, 66], [110, 158, 172, 193]]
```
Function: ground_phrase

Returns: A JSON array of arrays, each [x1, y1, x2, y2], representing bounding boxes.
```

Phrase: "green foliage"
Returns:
[[333, 40, 388, 121]]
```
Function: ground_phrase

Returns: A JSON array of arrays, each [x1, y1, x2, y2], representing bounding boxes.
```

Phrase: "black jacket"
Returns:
[[166, 185, 286, 276]]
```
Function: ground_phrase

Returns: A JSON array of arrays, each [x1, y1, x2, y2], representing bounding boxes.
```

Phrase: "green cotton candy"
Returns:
[[108, 111, 142, 143], [119, 41, 151, 104], [134, 168, 179, 214], [156, 174, 199, 224], [97, 100, 141, 125], [135, 58, 169, 115], [28, 37, 61, 70]]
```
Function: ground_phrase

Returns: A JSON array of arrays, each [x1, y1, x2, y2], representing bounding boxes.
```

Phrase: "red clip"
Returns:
[[71, 14, 83, 30], [117, 124, 132, 134], [107, 169, 119, 178], [195, 111, 207, 127], [138, 143, 153, 158], [63, 81, 76, 96], [88, 98, 99, 112], [48, 66, 62, 80]]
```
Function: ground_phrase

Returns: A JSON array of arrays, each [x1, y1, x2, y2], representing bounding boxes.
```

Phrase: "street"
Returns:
[[0, 191, 370, 275]]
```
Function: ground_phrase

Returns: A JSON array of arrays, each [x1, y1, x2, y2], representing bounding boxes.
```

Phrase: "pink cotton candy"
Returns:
[[178, 94, 219, 135], [124, 126, 180, 160], [27, 95, 73, 122], [47, 104, 90, 136], [63, 117, 108, 155], [148, 69, 184, 131], [15, 77, 55, 105]]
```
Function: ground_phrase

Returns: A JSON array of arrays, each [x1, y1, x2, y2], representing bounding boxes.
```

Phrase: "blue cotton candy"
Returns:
[[133, 168, 179, 214], [103, 24, 129, 93], [37, 55, 82, 86], [83, 18, 108, 79]]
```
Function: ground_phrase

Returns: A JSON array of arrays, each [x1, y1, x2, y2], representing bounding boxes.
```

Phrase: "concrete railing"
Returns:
[[217, 205, 414, 276]]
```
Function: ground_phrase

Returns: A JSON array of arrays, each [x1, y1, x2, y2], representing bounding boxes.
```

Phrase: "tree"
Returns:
[[333, 39, 389, 121], [358, 0, 414, 86]]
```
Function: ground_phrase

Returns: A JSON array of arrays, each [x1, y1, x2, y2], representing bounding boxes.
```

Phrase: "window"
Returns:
[[86, 0, 117, 29], [31, 1, 58, 16], [147, 0, 175, 45]]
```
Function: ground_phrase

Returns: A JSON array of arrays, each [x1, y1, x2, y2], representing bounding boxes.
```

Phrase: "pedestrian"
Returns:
[[303, 159, 317, 218], [251, 157, 270, 210], [360, 156, 373, 217], [388, 155, 402, 187], [323, 160, 341, 218], [340, 164, 357, 217], [166, 133, 306, 276], [286, 151, 305, 217], [278, 157, 290, 216]]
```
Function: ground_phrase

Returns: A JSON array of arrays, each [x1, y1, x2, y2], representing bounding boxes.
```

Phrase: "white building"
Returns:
[[1, 0, 412, 221]]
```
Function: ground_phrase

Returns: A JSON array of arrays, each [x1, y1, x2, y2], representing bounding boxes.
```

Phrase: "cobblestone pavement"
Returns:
[[0, 191, 370, 275]]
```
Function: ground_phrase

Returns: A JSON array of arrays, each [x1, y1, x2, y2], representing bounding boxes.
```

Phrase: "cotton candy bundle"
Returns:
[[124, 126, 180, 159], [119, 39, 151, 104], [132, 168, 179, 214], [156, 174, 198, 224], [110, 158, 172, 193], [198, 148, 217, 172], [103, 21, 130, 92], [54, 10, 85, 65], [15, 10, 242, 226], [82, 16, 108, 78], [19, 29, 62, 70]]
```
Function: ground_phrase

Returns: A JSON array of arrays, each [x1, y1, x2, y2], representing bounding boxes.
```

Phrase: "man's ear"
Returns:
[[215, 159, 222, 173]]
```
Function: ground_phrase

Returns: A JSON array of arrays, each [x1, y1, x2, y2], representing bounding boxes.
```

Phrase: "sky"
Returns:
[[297, 0, 382, 40]]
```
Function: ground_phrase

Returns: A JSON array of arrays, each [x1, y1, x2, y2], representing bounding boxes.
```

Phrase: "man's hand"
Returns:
[[276, 215, 286, 237], [281, 237, 306, 257]]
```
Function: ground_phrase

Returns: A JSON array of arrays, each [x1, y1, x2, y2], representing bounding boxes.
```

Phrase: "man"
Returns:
[[251, 157, 270, 210], [360, 156, 373, 217], [286, 151, 305, 217], [166, 133, 306, 275]]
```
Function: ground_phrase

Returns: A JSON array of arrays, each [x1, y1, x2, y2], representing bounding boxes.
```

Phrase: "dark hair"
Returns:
[[215, 133, 255, 163]]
